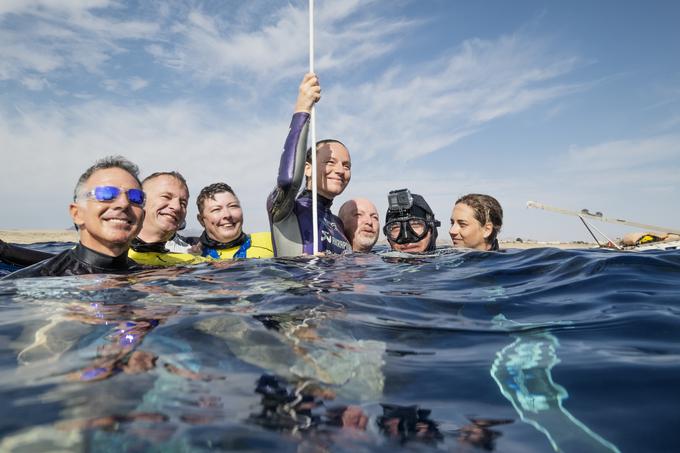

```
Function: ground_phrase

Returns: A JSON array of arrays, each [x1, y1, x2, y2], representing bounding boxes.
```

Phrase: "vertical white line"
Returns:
[[309, 0, 319, 255]]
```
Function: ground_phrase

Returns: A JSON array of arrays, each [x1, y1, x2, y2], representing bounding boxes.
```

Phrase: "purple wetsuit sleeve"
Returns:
[[268, 112, 310, 222]]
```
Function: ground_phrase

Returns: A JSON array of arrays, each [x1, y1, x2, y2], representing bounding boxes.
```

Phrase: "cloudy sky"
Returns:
[[1, 0, 679, 242]]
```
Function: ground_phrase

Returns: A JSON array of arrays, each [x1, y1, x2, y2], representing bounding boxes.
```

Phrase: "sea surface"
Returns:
[[1, 243, 679, 452]]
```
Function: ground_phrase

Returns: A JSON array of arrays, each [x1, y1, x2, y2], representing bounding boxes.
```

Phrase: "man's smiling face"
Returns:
[[71, 167, 144, 256], [141, 174, 189, 242]]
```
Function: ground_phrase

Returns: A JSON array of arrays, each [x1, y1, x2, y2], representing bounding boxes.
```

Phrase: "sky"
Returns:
[[1, 0, 679, 242]]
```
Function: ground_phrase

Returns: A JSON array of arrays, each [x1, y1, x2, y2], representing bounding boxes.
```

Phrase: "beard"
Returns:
[[353, 231, 379, 252]]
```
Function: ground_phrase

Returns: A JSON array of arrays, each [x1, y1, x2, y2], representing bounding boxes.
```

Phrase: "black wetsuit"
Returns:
[[0, 240, 53, 268], [1, 243, 140, 279]]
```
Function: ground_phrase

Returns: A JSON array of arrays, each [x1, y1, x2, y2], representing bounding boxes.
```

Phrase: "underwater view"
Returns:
[[1, 243, 679, 452]]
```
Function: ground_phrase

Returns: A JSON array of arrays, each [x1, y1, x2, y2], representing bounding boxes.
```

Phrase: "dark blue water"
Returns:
[[1, 243, 679, 452]]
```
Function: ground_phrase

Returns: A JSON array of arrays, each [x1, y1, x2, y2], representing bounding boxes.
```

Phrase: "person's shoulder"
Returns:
[[247, 232, 274, 258], [1, 248, 73, 279]]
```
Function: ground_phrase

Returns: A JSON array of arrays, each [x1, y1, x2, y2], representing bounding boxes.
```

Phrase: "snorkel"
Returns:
[[383, 189, 440, 252]]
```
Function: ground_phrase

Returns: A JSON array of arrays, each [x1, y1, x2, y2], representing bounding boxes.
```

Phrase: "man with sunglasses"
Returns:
[[3, 156, 145, 278], [384, 189, 440, 253]]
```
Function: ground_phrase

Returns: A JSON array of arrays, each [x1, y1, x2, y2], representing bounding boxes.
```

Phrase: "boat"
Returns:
[[527, 201, 680, 251]]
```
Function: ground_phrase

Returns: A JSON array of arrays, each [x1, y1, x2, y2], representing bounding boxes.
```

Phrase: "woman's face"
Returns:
[[305, 142, 351, 199], [449, 203, 492, 250], [198, 191, 243, 243]]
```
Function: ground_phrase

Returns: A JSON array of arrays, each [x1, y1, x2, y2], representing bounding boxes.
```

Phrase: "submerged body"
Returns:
[[0, 247, 664, 452], [1, 243, 140, 279]]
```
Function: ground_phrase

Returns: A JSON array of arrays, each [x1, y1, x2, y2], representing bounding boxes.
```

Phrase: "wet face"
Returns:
[[339, 199, 380, 253], [197, 191, 243, 243], [388, 230, 431, 253], [449, 203, 492, 250], [305, 142, 351, 199], [141, 175, 189, 242], [70, 167, 144, 256]]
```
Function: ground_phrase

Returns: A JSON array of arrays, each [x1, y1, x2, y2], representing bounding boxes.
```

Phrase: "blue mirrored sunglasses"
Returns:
[[84, 186, 145, 206]]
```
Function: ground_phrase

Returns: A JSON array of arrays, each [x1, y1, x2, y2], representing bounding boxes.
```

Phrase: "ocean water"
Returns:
[[0, 243, 679, 452]]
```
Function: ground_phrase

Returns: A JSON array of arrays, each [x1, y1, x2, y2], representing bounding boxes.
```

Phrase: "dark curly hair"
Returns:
[[196, 182, 236, 215]]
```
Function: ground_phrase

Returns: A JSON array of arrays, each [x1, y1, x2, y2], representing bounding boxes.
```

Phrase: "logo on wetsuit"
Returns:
[[322, 223, 351, 252]]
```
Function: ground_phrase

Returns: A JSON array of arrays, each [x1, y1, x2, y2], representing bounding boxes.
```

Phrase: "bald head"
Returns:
[[338, 198, 380, 253]]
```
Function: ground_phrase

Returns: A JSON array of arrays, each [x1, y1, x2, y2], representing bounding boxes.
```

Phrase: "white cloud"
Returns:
[[20, 76, 49, 91], [320, 33, 583, 161], [146, 1, 417, 84], [0, 100, 288, 231], [0, 1, 158, 82], [128, 77, 148, 91], [563, 135, 680, 173]]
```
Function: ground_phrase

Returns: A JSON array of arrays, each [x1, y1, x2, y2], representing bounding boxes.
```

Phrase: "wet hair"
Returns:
[[196, 182, 236, 215], [73, 155, 141, 201], [142, 171, 190, 198], [455, 193, 503, 250], [304, 139, 349, 188]]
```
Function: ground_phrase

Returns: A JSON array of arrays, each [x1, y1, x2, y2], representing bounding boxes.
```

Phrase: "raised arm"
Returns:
[[268, 73, 320, 222]]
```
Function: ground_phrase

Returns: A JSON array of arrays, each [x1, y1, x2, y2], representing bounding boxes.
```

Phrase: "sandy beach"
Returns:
[[0, 230, 78, 244]]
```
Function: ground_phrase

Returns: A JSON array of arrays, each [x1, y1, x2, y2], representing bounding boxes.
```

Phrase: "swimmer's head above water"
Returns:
[[384, 189, 440, 253], [71, 155, 145, 257], [138, 171, 190, 244], [450, 193, 503, 251]]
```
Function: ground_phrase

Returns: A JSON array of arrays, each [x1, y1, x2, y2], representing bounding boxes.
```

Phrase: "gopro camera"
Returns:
[[387, 189, 413, 212]]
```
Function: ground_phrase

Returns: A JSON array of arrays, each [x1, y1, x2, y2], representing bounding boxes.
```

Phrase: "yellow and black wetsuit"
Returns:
[[199, 231, 274, 260], [127, 236, 205, 266]]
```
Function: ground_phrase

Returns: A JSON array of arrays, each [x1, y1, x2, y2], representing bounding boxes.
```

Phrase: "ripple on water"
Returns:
[[0, 245, 679, 451]]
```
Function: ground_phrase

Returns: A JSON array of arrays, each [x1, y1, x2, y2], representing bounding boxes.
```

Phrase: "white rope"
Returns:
[[309, 0, 319, 255]]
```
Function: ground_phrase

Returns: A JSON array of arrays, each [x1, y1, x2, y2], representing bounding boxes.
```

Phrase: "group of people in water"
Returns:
[[0, 73, 503, 279]]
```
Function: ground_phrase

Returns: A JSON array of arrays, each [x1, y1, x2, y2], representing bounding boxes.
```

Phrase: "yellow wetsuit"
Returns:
[[127, 249, 206, 266], [127, 234, 206, 266], [200, 232, 274, 260]]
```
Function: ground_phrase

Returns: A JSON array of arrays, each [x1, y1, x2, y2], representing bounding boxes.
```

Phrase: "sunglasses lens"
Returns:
[[126, 189, 145, 205], [93, 186, 120, 201]]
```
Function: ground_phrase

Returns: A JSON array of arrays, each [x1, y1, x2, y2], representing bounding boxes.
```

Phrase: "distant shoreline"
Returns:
[[0, 229, 596, 249], [0, 230, 78, 244]]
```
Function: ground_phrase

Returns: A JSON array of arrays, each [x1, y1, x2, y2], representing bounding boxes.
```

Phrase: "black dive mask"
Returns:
[[383, 217, 431, 245], [384, 189, 441, 246]]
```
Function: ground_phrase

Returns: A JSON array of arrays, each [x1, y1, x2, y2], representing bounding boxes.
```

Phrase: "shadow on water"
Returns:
[[0, 246, 679, 451]]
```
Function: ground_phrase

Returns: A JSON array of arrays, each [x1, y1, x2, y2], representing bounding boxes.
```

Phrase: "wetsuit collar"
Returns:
[[199, 231, 247, 250], [75, 243, 132, 271], [299, 190, 333, 208], [130, 237, 169, 253]]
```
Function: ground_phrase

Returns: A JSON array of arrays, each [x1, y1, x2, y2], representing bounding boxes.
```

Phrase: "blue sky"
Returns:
[[1, 0, 679, 242]]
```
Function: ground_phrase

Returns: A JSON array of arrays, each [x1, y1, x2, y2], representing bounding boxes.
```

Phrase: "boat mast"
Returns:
[[527, 201, 680, 235]]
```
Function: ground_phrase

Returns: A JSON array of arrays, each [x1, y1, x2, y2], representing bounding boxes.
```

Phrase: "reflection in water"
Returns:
[[250, 373, 512, 450], [491, 326, 621, 452], [196, 307, 386, 401], [2, 247, 677, 451]]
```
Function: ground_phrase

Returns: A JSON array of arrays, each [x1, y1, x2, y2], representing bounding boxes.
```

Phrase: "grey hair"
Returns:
[[73, 155, 141, 201]]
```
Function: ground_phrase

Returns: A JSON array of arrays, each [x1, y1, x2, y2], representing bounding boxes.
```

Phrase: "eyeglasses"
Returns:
[[384, 218, 428, 241], [82, 186, 145, 206]]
